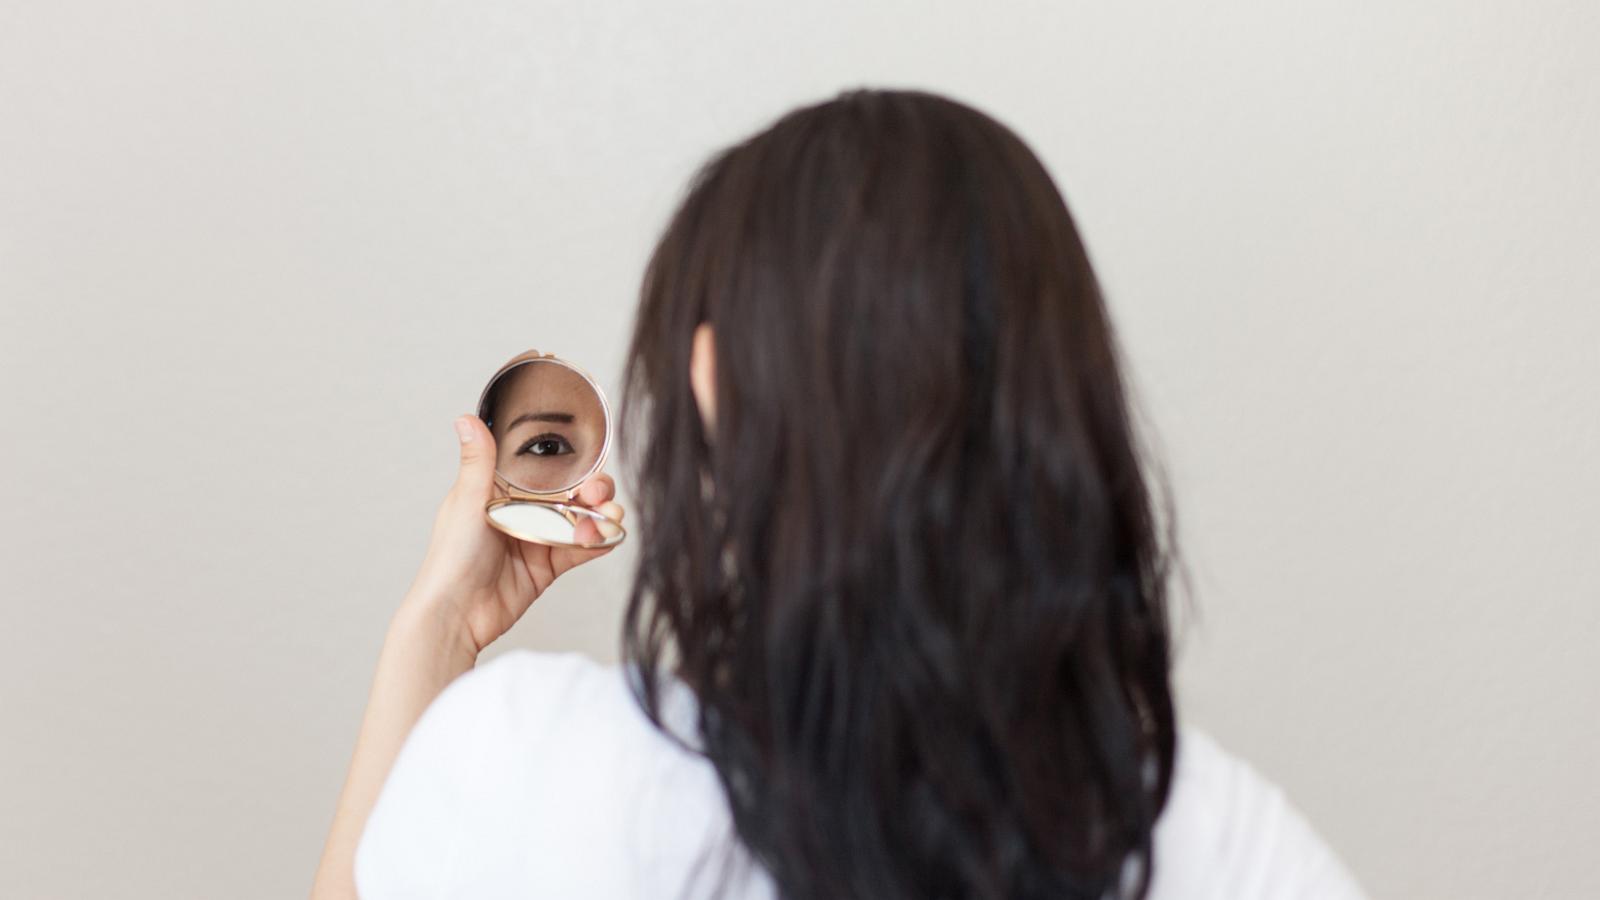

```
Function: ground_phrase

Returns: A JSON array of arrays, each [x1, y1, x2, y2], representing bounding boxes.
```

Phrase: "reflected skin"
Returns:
[[486, 360, 605, 493]]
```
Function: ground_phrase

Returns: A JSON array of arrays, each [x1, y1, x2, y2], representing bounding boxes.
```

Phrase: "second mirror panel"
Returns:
[[487, 500, 623, 548]]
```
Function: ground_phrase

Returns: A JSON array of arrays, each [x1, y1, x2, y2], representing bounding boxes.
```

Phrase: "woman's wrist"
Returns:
[[308, 588, 480, 900], [390, 590, 482, 672]]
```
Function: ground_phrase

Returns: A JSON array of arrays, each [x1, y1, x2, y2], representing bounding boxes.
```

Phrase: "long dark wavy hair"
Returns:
[[619, 87, 1181, 900]]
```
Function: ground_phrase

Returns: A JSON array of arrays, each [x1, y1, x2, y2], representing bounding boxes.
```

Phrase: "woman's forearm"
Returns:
[[308, 416, 622, 898], [309, 596, 478, 900]]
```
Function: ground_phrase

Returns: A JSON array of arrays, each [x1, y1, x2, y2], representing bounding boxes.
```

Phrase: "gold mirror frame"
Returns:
[[475, 349, 625, 549]]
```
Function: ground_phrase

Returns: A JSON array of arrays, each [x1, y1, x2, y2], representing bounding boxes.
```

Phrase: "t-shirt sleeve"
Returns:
[[1152, 728, 1370, 900], [351, 650, 594, 900]]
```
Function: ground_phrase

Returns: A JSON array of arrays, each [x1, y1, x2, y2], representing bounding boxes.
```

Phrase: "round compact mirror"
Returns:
[[475, 350, 625, 549]]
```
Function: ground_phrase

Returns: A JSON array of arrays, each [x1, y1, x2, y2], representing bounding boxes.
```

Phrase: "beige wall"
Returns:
[[2, 2, 1596, 897]]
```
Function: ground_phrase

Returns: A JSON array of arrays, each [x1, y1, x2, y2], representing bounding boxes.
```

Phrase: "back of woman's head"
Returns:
[[621, 87, 1179, 900]]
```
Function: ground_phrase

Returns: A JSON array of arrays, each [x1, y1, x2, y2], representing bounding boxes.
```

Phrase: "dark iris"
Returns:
[[519, 433, 575, 456]]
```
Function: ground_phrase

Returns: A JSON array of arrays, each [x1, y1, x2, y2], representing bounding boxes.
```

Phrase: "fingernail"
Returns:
[[454, 416, 474, 443]]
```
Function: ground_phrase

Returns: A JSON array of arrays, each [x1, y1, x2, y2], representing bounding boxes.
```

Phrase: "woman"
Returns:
[[312, 88, 1367, 900]]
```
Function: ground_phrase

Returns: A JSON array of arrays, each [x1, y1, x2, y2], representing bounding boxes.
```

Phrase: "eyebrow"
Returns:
[[505, 410, 576, 429]]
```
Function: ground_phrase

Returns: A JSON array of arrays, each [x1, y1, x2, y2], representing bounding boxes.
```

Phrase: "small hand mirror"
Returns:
[[475, 350, 625, 549]]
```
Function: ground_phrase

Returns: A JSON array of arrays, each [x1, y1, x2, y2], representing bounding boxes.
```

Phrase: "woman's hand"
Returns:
[[401, 413, 625, 656]]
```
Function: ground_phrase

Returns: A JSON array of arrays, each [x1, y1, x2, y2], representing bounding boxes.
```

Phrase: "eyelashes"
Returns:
[[517, 432, 576, 457]]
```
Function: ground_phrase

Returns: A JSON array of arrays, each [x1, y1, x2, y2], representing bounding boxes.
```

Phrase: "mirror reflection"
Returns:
[[481, 359, 605, 494]]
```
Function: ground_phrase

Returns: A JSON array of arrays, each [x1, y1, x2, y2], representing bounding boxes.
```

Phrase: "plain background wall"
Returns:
[[2, 2, 1596, 897]]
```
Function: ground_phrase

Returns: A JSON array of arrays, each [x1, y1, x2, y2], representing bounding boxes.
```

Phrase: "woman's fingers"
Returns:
[[542, 475, 625, 580], [573, 516, 603, 546], [593, 501, 624, 541], [548, 531, 614, 577], [577, 472, 615, 506], [451, 414, 498, 502]]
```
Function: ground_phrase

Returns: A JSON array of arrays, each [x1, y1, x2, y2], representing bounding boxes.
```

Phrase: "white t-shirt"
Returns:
[[355, 649, 1368, 900]]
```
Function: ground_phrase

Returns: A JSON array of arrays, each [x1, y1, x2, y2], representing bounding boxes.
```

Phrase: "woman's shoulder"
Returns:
[[449, 648, 710, 764], [454, 648, 646, 737], [1149, 726, 1369, 900], [355, 649, 769, 900]]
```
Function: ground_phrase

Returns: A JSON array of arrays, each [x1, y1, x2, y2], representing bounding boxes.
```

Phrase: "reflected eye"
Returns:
[[518, 432, 575, 457]]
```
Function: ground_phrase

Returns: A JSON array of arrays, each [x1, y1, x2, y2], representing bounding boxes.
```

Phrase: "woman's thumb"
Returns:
[[452, 414, 496, 497]]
